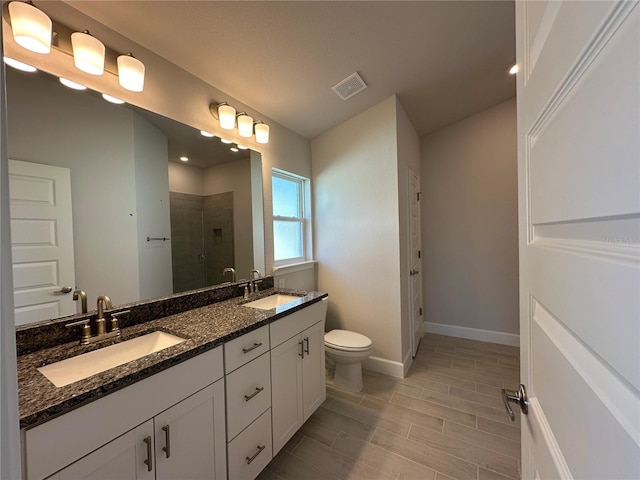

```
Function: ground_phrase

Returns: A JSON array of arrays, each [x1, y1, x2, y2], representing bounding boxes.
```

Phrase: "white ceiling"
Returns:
[[65, 1, 516, 140]]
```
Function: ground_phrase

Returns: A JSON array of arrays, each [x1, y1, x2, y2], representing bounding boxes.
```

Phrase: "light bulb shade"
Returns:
[[8, 1, 52, 54], [71, 31, 105, 75], [255, 122, 270, 144], [237, 113, 254, 138], [117, 54, 145, 92], [218, 104, 236, 130]]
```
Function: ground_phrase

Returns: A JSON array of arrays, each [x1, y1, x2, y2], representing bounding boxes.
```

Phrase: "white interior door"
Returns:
[[408, 167, 424, 357], [515, 1, 639, 479], [9, 160, 76, 325]]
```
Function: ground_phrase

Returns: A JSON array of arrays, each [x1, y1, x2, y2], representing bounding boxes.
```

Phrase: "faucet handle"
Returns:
[[65, 318, 91, 344], [109, 310, 130, 335]]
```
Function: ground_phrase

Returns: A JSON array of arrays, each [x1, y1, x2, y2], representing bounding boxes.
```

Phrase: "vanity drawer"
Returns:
[[227, 409, 272, 480], [226, 352, 271, 440], [224, 325, 270, 373]]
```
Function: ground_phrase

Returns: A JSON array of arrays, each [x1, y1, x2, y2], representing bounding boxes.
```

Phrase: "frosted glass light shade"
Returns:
[[117, 54, 145, 92], [218, 104, 236, 130], [9, 1, 52, 54], [237, 113, 254, 138], [4, 56, 37, 72], [71, 31, 105, 75], [255, 122, 269, 144]]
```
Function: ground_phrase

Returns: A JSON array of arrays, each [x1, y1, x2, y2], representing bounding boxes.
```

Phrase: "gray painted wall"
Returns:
[[420, 98, 519, 338]]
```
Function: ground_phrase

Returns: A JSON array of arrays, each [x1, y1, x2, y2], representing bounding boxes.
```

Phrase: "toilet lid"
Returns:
[[324, 329, 372, 350]]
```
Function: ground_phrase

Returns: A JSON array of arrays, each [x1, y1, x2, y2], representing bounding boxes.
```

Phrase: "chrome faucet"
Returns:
[[73, 289, 88, 313], [223, 267, 236, 283], [249, 269, 262, 293]]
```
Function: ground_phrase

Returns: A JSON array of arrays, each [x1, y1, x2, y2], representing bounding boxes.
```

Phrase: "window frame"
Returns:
[[272, 169, 310, 267]]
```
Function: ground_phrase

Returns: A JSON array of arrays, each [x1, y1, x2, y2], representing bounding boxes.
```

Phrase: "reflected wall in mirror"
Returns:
[[6, 67, 264, 326]]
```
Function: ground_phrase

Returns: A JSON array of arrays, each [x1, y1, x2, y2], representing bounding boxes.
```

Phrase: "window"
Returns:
[[272, 169, 309, 265]]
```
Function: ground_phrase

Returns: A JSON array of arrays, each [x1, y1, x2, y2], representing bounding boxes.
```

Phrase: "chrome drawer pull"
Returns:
[[242, 342, 263, 354], [244, 386, 264, 401], [162, 424, 171, 458], [143, 436, 153, 472], [246, 444, 266, 464]]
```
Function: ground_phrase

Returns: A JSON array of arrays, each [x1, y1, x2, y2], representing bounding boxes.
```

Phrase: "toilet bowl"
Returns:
[[324, 329, 373, 392]]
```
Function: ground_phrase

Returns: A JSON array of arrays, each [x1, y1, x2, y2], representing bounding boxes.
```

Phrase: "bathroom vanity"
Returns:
[[16, 284, 328, 480]]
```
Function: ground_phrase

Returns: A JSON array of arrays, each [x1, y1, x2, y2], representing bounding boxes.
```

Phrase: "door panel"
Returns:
[[409, 167, 424, 357], [516, 1, 639, 479], [302, 322, 325, 419]]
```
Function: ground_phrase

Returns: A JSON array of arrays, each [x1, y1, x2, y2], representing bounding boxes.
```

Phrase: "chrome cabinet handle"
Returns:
[[143, 435, 153, 471], [162, 424, 171, 458], [245, 445, 266, 464], [502, 384, 529, 421], [303, 337, 310, 355], [244, 386, 264, 401], [242, 342, 263, 354], [298, 340, 304, 358], [53, 286, 73, 294]]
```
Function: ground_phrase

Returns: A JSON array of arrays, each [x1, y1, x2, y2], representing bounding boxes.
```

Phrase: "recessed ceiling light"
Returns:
[[230, 147, 239, 153], [102, 93, 125, 104], [509, 64, 519, 75], [179, 156, 189, 162], [59, 78, 87, 90], [220, 138, 233, 144], [3, 57, 37, 72], [237, 144, 249, 150], [200, 130, 215, 137]]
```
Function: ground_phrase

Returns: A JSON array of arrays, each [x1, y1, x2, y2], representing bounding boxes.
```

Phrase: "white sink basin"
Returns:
[[38, 331, 186, 388], [243, 294, 301, 310]]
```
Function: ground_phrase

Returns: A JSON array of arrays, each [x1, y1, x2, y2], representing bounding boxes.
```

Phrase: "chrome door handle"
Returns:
[[242, 342, 263, 354], [53, 286, 73, 294], [244, 386, 264, 402], [162, 424, 171, 458], [502, 384, 528, 421], [246, 445, 266, 464], [143, 435, 153, 472]]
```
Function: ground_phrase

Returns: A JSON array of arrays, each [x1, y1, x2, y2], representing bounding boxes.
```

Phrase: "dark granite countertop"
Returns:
[[17, 288, 328, 429]]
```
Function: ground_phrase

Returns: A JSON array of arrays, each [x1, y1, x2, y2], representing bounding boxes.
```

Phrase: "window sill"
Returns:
[[273, 260, 317, 275]]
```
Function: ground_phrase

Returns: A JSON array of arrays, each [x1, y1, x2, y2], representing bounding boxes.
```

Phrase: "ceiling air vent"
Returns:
[[332, 72, 367, 101]]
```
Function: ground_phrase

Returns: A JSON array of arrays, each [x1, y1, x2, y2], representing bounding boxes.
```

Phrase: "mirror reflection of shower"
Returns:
[[170, 191, 234, 293]]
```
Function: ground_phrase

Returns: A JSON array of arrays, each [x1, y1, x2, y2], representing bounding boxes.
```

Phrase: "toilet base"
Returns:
[[332, 362, 364, 392]]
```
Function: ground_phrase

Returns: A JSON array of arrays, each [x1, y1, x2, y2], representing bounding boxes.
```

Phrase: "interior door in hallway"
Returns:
[[408, 167, 424, 357], [9, 159, 76, 325], [515, 1, 639, 478]]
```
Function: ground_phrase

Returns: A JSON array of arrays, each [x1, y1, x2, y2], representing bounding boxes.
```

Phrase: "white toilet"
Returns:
[[324, 329, 373, 392]]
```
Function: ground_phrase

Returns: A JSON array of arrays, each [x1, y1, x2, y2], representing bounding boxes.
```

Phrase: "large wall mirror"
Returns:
[[7, 67, 265, 326]]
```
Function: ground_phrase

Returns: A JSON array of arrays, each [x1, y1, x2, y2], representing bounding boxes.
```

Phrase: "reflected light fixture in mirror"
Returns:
[[179, 155, 189, 162], [237, 144, 249, 150], [218, 103, 236, 130], [59, 77, 87, 90], [117, 53, 145, 92], [102, 93, 125, 104], [4, 56, 37, 72], [254, 121, 269, 144], [220, 138, 233, 144], [237, 112, 254, 138], [509, 64, 518, 75], [8, 1, 52, 54], [200, 130, 214, 137], [71, 30, 105, 75]]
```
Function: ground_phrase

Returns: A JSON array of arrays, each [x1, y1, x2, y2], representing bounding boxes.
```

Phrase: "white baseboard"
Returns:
[[362, 356, 405, 379], [424, 322, 519, 347]]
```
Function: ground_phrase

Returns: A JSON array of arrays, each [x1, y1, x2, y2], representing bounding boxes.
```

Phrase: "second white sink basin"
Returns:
[[38, 331, 186, 388], [243, 294, 301, 310]]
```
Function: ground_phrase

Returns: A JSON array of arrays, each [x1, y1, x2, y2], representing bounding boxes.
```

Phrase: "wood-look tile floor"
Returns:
[[259, 333, 522, 480]]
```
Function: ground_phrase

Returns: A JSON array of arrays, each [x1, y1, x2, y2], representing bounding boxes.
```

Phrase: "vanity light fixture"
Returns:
[[200, 130, 215, 138], [237, 112, 254, 138], [59, 77, 87, 90], [8, 1, 52, 54], [117, 53, 145, 92], [3, 56, 37, 72], [254, 121, 270, 144], [215, 102, 236, 130], [71, 30, 105, 75], [102, 93, 125, 105]]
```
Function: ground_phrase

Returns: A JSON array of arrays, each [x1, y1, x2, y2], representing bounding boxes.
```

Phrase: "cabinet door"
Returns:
[[302, 321, 326, 421], [270, 335, 303, 455], [48, 420, 154, 480], [154, 380, 226, 480]]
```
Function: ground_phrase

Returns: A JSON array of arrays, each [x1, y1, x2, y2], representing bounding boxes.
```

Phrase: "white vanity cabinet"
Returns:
[[24, 347, 226, 480], [270, 299, 328, 454]]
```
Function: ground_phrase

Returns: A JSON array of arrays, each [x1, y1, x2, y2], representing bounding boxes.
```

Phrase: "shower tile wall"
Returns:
[[169, 191, 234, 293]]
